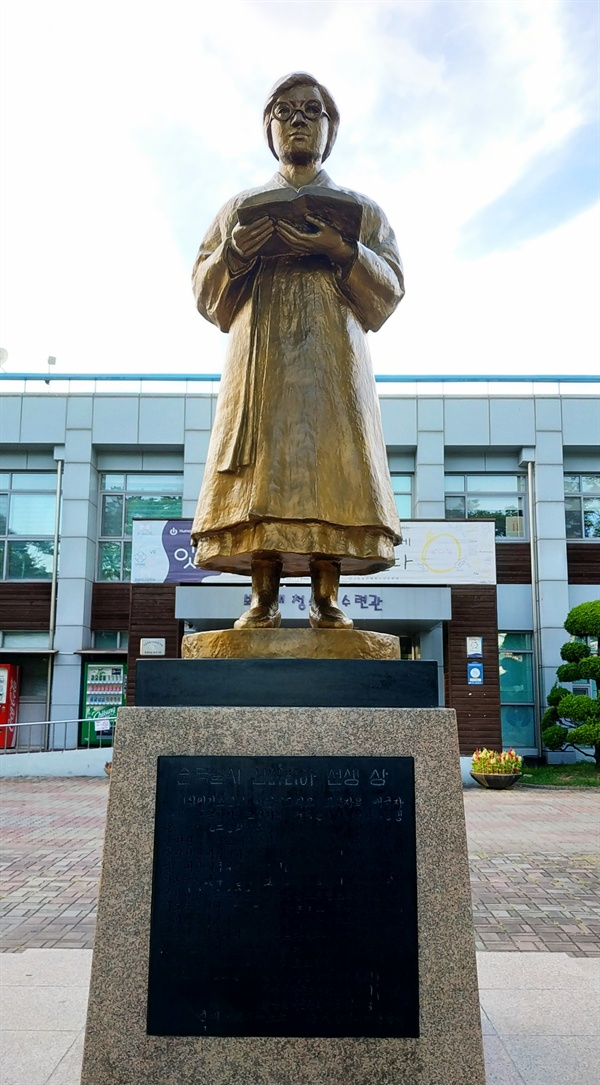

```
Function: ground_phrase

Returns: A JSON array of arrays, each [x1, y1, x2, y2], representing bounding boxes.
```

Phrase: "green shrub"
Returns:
[[541, 602, 599, 769], [557, 662, 582, 682], [542, 724, 569, 751], [541, 706, 559, 728], [568, 722, 600, 747], [580, 657, 600, 682], [560, 641, 591, 663], [558, 693, 597, 723], [564, 600, 600, 638], [547, 684, 569, 706]]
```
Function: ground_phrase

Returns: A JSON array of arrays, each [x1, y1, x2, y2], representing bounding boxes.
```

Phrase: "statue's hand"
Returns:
[[231, 216, 274, 258], [275, 215, 355, 267]]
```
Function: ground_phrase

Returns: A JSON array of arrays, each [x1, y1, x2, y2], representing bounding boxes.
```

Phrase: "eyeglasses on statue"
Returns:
[[272, 99, 329, 123]]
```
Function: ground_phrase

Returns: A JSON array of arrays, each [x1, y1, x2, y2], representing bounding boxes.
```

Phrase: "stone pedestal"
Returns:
[[182, 628, 400, 659], [81, 707, 485, 1085]]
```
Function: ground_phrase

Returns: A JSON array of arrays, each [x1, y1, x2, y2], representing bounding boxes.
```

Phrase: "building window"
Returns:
[[97, 473, 183, 581], [445, 474, 527, 538], [574, 633, 599, 657], [498, 632, 535, 748], [93, 631, 129, 650], [564, 475, 600, 539], [0, 472, 57, 580], [390, 474, 412, 518], [0, 631, 51, 649]]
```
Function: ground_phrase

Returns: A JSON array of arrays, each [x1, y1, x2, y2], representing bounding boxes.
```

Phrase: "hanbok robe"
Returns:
[[191, 169, 404, 577]]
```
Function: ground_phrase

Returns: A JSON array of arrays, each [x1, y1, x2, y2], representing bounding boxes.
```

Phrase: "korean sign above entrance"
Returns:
[[131, 519, 496, 586]]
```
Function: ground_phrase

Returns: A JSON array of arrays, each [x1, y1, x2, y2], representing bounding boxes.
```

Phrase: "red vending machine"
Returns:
[[0, 663, 21, 750]]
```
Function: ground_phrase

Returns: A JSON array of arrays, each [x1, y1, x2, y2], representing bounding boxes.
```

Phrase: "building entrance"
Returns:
[[398, 635, 419, 660]]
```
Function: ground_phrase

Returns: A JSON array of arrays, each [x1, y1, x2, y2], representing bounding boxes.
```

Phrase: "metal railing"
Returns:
[[0, 718, 114, 754]]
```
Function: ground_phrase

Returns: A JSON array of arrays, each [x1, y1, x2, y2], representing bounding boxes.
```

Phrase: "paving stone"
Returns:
[[0, 778, 598, 957], [466, 790, 599, 956]]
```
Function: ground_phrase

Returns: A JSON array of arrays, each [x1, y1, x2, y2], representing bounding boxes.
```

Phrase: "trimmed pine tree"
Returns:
[[541, 601, 600, 770]]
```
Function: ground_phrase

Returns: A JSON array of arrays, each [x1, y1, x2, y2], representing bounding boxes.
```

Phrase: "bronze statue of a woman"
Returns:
[[191, 73, 404, 631]]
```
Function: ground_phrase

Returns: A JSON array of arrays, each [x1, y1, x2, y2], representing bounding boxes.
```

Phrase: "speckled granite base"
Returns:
[[81, 708, 485, 1085]]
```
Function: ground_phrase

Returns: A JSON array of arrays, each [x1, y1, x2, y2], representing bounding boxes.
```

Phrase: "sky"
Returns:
[[0, 0, 598, 379]]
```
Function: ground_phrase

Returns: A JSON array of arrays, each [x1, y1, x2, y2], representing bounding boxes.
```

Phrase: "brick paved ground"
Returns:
[[0, 778, 107, 952], [1, 777, 598, 955], [466, 788, 600, 957]]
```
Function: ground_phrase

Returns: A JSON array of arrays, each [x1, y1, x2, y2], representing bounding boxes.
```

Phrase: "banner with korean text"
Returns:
[[131, 519, 496, 586]]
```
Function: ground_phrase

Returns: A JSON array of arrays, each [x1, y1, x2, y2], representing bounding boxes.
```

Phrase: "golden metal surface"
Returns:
[[189, 73, 404, 636], [181, 629, 401, 661]]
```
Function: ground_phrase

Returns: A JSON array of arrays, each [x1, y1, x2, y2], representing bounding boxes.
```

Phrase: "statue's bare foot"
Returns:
[[234, 606, 282, 629], [309, 601, 353, 629]]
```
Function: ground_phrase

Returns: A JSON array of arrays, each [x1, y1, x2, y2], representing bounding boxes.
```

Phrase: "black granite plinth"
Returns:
[[134, 659, 438, 709]]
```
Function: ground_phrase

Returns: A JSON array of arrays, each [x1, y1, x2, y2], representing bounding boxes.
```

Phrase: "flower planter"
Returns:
[[470, 771, 522, 790]]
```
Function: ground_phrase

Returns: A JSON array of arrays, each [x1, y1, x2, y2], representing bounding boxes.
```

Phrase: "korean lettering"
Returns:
[[353, 594, 383, 611], [173, 547, 195, 570], [369, 768, 388, 788], [372, 795, 404, 823], [327, 768, 360, 787]]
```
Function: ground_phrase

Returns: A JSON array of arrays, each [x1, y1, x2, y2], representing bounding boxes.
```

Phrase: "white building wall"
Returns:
[[1, 386, 598, 775], [50, 419, 98, 747], [496, 585, 533, 629], [414, 398, 444, 518], [183, 396, 212, 518], [528, 404, 571, 704]]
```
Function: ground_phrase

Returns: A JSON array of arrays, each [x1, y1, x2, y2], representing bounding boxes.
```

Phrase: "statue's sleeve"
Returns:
[[191, 200, 258, 332], [335, 201, 405, 333]]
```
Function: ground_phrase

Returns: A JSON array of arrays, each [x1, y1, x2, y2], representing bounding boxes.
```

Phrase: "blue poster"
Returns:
[[467, 662, 484, 685]]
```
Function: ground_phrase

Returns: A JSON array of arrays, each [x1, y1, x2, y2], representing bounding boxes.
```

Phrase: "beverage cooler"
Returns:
[[0, 663, 21, 749], [80, 662, 127, 748]]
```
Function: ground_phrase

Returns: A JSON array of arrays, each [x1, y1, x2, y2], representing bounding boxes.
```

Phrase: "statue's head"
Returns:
[[263, 72, 340, 166]]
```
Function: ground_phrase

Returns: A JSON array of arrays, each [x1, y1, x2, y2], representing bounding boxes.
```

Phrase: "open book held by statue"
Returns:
[[191, 72, 404, 631]]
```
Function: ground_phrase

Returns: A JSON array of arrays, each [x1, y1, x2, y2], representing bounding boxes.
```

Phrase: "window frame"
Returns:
[[0, 472, 58, 581], [97, 472, 184, 582], [444, 473, 528, 540], [563, 474, 600, 540], [92, 630, 129, 650], [498, 632, 536, 750], [390, 473, 413, 519]]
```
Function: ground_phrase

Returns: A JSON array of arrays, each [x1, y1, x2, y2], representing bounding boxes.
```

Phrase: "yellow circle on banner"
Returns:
[[421, 532, 462, 574]]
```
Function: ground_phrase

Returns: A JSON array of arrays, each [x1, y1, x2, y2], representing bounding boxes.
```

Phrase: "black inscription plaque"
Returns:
[[147, 756, 419, 1038]]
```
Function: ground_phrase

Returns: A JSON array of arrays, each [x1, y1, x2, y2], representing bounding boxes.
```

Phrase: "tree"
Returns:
[[541, 600, 600, 770]]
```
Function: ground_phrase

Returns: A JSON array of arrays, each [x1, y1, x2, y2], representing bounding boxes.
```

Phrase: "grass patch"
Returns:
[[522, 761, 600, 787]]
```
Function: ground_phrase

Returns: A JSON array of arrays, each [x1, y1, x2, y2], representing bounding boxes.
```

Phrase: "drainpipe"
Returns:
[[45, 455, 63, 744], [526, 457, 544, 758]]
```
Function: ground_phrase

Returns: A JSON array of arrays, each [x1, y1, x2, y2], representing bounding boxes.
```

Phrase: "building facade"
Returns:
[[1, 378, 598, 770]]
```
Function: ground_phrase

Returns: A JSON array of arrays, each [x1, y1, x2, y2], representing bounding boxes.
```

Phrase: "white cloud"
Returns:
[[372, 203, 600, 377], [0, 0, 597, 376]]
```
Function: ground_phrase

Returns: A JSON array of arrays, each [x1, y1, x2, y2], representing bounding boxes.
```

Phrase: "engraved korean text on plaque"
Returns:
[[147, 755, 419, 1037]]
